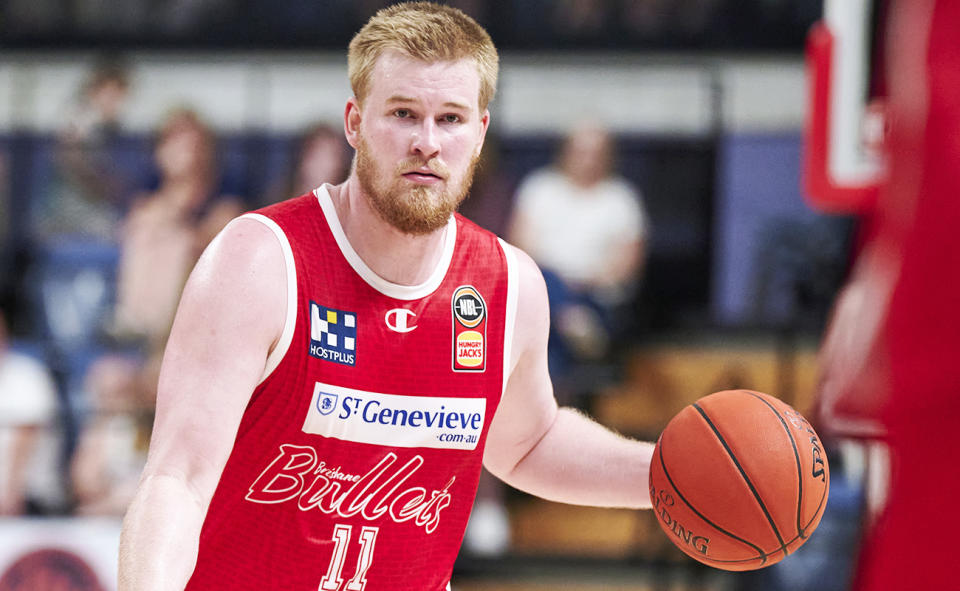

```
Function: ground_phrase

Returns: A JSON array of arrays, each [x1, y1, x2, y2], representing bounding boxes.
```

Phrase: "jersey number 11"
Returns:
[[320, 524, 380, 591]]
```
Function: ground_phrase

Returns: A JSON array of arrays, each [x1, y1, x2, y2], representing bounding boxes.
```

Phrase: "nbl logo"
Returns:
[[453, 288, 484, 327], [452, 286, 486, 372]]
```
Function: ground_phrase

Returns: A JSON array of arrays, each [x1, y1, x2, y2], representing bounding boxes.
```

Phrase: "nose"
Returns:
[[410, 119, 441, 160]]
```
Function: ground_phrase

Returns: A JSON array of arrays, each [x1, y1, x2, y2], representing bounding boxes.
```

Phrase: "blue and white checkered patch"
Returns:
[[308, 301, 357, 366]]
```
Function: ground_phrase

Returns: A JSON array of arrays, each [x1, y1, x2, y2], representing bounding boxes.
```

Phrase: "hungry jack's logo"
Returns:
[[452, 285, 486, 372]]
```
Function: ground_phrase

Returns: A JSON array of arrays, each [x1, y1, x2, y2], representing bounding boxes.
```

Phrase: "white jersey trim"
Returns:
[[241, 213, 298, 385], [498, 238, 520, 395], [314, 184, 458, 301]]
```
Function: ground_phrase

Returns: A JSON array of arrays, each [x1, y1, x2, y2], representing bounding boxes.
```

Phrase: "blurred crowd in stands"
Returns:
[[2, 0, 820, 50], [0, 59, 355, 519]]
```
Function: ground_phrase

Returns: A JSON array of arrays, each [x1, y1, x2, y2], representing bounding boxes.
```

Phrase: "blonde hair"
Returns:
[[348, 2, 499, 111]]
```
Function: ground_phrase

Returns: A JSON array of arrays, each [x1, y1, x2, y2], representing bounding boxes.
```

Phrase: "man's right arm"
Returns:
[[118, 217, 287, 590]]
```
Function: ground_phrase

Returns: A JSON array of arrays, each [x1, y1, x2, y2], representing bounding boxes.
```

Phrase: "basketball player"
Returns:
[[814, 2, 960, 590], [118, 4, 655, 590]]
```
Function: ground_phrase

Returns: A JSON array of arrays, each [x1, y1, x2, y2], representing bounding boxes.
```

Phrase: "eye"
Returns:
[[393, 109, 412, 119], [441, 114, 461, 124]]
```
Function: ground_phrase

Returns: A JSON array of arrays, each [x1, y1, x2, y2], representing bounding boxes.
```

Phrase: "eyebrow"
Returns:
[[386, 95, 471, 111]]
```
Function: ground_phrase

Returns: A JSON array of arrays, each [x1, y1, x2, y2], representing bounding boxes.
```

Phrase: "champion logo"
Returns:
[[385, 308, 417, 333]]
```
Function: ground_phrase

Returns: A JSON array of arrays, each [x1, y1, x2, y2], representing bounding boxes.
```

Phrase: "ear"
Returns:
[[474, 109, 491, 159], [344, 97, 362, 149]]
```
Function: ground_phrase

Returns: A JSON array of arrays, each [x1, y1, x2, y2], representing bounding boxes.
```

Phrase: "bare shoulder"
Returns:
[[175, 215, 289, 357], [196, 215, 282, 273], [193, 215, 284, 289], [512, 244, 546, 285]]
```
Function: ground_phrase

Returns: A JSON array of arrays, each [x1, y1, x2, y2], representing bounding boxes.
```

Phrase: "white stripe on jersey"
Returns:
[[497, 237, 520, 396], [239, 213, 298, 385]]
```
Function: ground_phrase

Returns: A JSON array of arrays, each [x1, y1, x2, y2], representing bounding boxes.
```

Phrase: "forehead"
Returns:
[[365, 50, 482, 110]]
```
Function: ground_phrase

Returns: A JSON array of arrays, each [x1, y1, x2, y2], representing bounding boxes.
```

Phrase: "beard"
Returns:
[[355, 134, 479, 235]]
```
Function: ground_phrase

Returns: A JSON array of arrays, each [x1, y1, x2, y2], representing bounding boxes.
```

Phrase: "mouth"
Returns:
[[402, 168, 445, 184]]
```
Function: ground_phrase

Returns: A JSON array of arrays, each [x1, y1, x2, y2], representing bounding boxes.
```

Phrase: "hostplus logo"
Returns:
[[309, 302, 357, 366]]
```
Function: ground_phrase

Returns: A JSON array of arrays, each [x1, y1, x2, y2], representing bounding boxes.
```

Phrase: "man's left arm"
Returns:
[[482, 246, 654, 509]]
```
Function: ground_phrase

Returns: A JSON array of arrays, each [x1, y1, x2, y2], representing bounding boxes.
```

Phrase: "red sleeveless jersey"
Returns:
[[186, 186, 517, 590]]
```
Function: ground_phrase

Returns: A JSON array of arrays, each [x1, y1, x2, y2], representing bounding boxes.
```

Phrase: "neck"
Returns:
[[328, 177, 450, 286]]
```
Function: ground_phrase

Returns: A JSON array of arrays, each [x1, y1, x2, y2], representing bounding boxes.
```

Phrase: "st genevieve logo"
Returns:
[[451, 285, 486, 372], [316, 391, 338, 416], [309, 301, 357, 366]]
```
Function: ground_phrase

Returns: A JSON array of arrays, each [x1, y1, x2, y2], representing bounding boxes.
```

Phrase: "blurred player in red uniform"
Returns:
[[814, 1, 960, 589], [117, 3, 655, 590]]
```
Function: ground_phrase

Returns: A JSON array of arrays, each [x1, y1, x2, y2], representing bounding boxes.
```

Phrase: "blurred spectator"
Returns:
[[0, 306, 65, 515], [32, 58, 132, 243], [69, 107, 242, 515], [70, 355, 152, 515], [508, 122, 648, 391], [111, 107, 244, 346], [462, 466, 511, 557], [262, 122, 350, 205]]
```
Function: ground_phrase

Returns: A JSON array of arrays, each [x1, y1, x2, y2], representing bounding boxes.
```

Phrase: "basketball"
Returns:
[[649, 389, 829, 571]]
